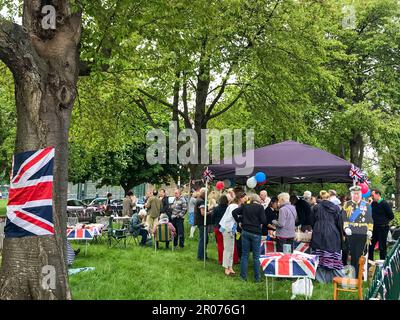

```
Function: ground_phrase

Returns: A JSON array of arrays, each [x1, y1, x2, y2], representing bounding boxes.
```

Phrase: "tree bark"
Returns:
[[350, 131, 364, 168], [0, 1, 81, 300]]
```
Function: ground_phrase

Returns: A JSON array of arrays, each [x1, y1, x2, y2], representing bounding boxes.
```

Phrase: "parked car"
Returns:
[[67, 199, 96, 223], [136, 197, 146, 211], [111, 199, 123, 215], [82, 198, 95, 206], [88, 198, 122, 215], [89, 197, 107, 208]]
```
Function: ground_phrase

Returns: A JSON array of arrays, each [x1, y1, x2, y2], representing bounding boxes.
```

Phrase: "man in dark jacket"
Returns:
[[195, 188, 211, 260], [159, 189, 171, 219], [232, 194, 267, 282], [368, 189, 394, 260], [290, 195, 312, 231]]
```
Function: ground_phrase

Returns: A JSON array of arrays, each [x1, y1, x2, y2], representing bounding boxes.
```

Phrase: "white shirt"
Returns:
[[219, 203, 238, 233], [261, 197, 271, 209]]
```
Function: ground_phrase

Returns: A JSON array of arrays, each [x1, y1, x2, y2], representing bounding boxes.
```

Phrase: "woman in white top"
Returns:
[[219, 195, 242, 276]]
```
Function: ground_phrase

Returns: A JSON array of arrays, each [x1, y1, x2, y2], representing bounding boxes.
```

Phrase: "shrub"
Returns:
[[392, 211, 400, 227]]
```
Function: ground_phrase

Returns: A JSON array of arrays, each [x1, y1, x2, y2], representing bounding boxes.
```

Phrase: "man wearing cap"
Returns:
[[342, 186, 373, 277]]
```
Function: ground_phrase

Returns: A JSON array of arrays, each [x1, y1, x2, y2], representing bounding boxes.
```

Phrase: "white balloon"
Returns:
[[246, 176, 257, 189], [223, 179, 231, 188]]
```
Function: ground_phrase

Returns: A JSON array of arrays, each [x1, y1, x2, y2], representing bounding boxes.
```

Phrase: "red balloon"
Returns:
[[257, 180, 267, 186], [358, 182, 369, 194], [216, 181, 225, 190]]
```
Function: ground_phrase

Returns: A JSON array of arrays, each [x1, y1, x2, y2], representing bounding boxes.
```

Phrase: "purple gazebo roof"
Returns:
[[208, 140, 353, 184]]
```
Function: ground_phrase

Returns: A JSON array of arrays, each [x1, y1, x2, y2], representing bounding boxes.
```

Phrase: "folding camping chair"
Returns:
[[126, 219, 141, 246], [154, 223, 174, 252], [108, 216, 127, 248], [94, 216, 110, 244]]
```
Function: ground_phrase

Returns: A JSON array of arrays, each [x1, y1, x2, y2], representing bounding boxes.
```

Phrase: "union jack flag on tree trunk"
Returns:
[[5, 147, 55, 237]]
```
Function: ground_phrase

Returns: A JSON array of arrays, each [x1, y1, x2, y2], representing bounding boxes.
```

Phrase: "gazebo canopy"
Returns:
[[208, 140, 353, 184]]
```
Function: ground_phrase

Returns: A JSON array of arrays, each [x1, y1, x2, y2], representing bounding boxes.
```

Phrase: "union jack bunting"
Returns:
[[349, 164, 370, 184], [260, 252, 319, 278], [5, 147, 55, 238], [202, 167, 215, 183], [67, 228, 94, 240]]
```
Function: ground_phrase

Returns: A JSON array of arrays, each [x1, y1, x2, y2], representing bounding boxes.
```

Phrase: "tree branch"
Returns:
[[205, 65, 234, 118], [207, 84, 250, 121], [132, 96, 158, 128], [182, 76, 193, 129], [0, 19, 26, 73], [137, 88, 190, 123]]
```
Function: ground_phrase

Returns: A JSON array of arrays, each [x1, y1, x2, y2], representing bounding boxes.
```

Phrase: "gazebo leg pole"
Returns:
[[272, 277, 274, 294], [266, 277, 269, 300], [85, 240, 88, 256]]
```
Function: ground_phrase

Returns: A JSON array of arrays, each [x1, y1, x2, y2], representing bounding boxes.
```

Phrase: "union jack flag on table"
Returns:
[[294, 241, 310, 253], [67, 228, 94, 240], [260, 240, 277, 255], [260, 240, 310, 255], [5, 147, 55, 237], [260, 252, 319, 279], [202, 167, 215, 183]]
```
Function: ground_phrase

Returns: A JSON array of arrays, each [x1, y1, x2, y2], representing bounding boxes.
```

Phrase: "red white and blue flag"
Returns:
[[202, 167, 215, 183], [294, 241, 310, 253], [349, 164, 370, 184], [260, 252, 319, 278], [5, 147, 55, 237], [260, 240, 277, 255], [260, 240, 310, 254], [67, 228, 93, 240]]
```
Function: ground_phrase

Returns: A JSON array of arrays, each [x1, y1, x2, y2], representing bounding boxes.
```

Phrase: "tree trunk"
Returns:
[[350, 131, 364, 168], [395, 165, 400, 211], [0, 1, 81, 300]]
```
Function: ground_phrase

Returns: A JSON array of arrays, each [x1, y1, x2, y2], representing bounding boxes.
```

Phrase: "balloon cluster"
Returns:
[[246, 172, 268, 189], [215, 179, 234, 191], [358, 182, 371, 198]]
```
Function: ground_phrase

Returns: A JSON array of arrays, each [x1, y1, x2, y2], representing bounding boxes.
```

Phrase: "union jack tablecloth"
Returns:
[[260, 252, 319, 279], [67, 227, 94, 240], [260, 240, 310, 255]]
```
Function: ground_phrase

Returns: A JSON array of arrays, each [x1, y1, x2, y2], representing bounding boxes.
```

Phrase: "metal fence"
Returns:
[[365, 238, 400, 300]]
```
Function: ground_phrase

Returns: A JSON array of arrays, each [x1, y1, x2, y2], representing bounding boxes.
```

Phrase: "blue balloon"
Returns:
[[363, 190, 371, 198], [255, 172, 267, 183]]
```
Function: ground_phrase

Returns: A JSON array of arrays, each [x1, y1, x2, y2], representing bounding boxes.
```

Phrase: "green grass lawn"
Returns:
[[0, 199, 6, 216], [69, 225, 367, 300]]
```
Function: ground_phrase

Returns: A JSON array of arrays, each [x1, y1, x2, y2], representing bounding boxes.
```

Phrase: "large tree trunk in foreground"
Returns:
[[0, 1, 81, 299]]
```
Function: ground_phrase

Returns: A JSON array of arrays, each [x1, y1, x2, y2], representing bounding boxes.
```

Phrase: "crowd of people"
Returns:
[[119, 184, 395, 284]]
